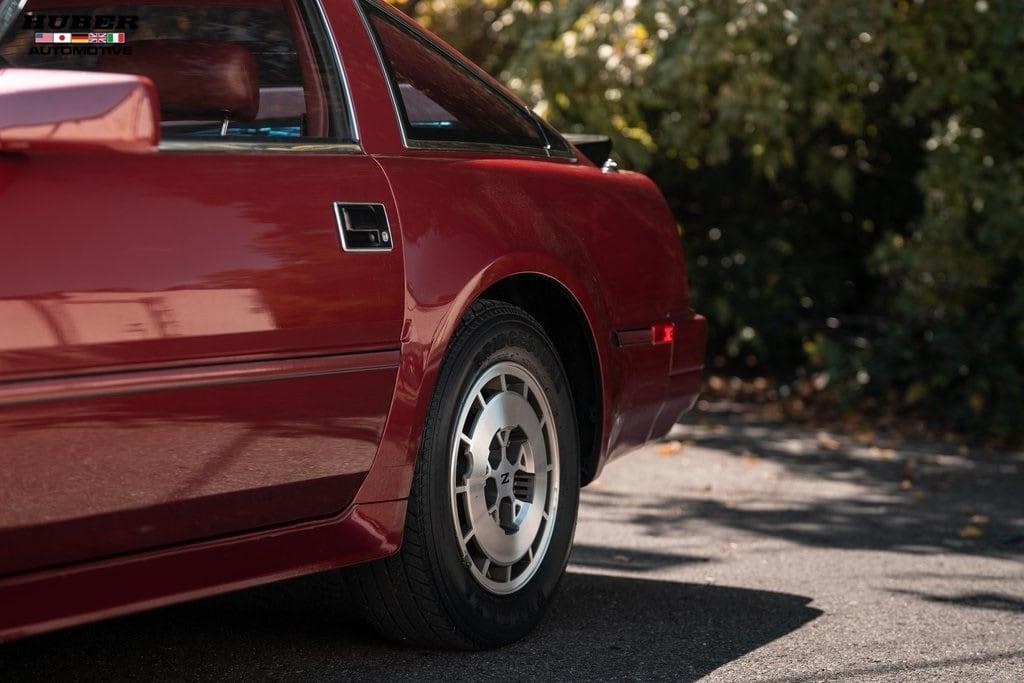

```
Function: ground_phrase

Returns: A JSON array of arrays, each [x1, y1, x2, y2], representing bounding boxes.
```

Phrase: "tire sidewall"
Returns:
[[418, 311, 580, 646]]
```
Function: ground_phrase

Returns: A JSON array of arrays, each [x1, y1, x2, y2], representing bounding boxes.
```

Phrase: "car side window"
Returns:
[[0, 0, 349, 142], [362, 2, 546, 150]]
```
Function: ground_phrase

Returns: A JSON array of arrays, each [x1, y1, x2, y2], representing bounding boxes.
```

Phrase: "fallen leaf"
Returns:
[[959, 525, 984, 539], [900, 479, 913, 491], [658, 441, 684, 456], [741, 450, 761, 465], [969, 514, 990, 525], [817, 432, 841, 451]]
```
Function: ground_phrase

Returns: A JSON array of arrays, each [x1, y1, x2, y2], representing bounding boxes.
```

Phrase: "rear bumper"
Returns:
[[600, 311, 706, 476], [649, 312, 707, 440]]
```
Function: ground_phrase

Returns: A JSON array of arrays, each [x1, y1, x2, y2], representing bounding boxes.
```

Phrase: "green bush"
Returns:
[[391, 0, 1024, 440]]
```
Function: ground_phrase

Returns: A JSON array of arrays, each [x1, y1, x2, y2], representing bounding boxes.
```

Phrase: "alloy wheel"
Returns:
[[449, 361, 560, 595]]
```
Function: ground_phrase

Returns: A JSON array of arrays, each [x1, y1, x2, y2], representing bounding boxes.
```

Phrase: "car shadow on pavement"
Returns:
[[0, 570, 820, 681]]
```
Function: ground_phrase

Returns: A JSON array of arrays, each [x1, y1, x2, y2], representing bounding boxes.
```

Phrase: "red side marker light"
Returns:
[[652, 322, 675, 345]]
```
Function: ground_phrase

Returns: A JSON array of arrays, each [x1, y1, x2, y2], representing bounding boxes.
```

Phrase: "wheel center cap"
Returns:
[[494, 442, 519, 498]]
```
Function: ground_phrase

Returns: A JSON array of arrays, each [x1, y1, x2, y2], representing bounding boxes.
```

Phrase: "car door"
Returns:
[[0, 0, 403, 575]]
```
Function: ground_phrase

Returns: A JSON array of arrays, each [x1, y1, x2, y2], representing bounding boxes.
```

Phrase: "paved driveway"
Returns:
[[2, 415, 1022, 681]]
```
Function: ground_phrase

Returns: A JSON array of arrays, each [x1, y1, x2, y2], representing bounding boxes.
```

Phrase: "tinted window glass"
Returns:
[[0, 1, 345, 141], [364, 3, 544, 149]]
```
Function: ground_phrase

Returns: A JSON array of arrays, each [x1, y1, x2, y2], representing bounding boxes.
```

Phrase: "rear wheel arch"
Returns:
[[478, 274, 604, 486], [354, 263, 608, 505]]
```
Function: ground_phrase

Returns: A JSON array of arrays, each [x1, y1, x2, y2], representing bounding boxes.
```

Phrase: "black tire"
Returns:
[[342, 299, 580, 649]]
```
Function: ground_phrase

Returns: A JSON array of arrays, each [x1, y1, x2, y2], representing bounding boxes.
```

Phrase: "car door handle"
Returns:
[[333, 203, 393, 252]]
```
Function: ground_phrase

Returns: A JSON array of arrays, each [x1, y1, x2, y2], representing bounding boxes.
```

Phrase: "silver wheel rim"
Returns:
[[449, 361, 560, 595]]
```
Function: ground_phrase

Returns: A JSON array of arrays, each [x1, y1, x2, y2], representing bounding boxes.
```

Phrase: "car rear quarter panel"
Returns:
[[353, 154, 688, 501]]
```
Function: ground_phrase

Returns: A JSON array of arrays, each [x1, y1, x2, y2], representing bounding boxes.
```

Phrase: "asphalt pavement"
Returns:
[[2, 411, 1022, 681]]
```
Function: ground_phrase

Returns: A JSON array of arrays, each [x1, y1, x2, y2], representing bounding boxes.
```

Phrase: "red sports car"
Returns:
[[0, 0, 705, 648]]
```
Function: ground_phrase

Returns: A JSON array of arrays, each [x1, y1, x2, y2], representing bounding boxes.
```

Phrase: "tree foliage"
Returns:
[[390, 0, 1024, 440]]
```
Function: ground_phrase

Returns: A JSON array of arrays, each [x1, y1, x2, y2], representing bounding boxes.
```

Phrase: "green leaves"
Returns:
[[398, 0, 1024, 440]]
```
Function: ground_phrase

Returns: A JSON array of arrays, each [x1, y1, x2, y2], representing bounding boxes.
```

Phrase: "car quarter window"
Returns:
[[0, 0, 350, 142], [361, 2, 547, 151]]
